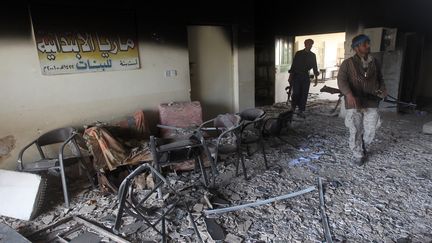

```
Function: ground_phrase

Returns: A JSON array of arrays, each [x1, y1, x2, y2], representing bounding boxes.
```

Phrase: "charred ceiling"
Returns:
[[255, 0, 432, 38]]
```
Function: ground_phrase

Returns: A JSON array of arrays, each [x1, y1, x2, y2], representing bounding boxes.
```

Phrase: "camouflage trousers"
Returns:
[[344, 108, 381, 159]]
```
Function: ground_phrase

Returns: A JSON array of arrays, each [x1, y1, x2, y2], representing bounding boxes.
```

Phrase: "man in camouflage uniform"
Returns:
[[337, 34, 387, 166]]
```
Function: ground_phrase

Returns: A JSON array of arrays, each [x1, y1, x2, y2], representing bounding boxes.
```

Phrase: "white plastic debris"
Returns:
[[0, 170, 42, 220]]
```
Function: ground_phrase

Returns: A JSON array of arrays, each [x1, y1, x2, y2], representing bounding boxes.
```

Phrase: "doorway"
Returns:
[[187, 26, 234, 120], [274, 32, 345, 104]]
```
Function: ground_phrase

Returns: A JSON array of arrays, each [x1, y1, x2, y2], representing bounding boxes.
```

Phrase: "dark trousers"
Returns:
[[291, 73, 311, 111]]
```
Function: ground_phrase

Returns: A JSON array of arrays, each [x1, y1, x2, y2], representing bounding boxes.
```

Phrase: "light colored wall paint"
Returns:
[[188, 26, 234, 120], [0, 10, 191, 169], [295, 32, 345, 71], [236, 27, 255, 111]]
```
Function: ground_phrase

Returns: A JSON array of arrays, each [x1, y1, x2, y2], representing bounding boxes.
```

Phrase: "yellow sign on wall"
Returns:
[[31, 7, 140, 75]]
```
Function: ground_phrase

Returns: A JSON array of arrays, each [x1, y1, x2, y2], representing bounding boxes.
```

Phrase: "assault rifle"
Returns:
[[285, 85, 292, 105], [320, 85, 417, 112], [320, 86, 344, 113]]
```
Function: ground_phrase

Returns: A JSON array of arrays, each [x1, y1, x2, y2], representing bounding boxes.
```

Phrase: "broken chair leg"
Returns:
[[113, 164, 204, 242], [113, 164, 175, 240]]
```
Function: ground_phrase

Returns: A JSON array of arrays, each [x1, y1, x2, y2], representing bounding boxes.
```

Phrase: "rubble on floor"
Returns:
[[1, 98, 432, 242]]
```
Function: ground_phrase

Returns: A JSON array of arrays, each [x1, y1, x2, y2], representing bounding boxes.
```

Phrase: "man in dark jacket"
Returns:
[[337, 34, 387, 166], [288, 39, 319, 118]]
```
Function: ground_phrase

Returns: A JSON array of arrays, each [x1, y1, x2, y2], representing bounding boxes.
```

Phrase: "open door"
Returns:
[[399, 33, 424, 111], [255, 39, 275, 106], [275, 36, 294, 103], [274, 32, 345, 104]]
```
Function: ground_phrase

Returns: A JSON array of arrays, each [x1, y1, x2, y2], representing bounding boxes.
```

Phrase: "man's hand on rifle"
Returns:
[[345, 92, 358, 108], [375, 89, 388, 99]]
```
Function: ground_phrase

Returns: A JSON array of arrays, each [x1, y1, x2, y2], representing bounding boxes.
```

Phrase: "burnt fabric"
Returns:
[[84, 127, 152, 171], [83, 110, 152, 171], [115, 110, 149, 137]]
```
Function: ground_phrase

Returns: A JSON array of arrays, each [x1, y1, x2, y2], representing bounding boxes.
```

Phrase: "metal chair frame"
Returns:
[[113, 164, 202, 242], [239, 108, 269, 169], [262, 110, 294, 144], [149, 133, 211, 188], [198, 116, 247, 179], [17, 127, 94, 208]]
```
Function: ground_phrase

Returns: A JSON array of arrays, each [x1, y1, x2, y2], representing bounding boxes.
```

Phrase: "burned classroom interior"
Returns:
[[0, 0, 431, 242]]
